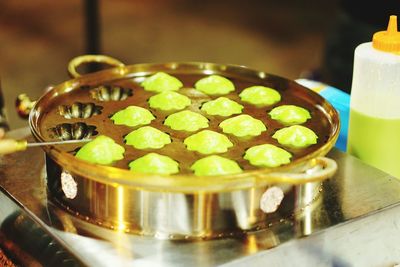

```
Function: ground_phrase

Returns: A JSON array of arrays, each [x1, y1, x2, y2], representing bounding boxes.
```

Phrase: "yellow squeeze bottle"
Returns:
[[347, 15, 400, 178]]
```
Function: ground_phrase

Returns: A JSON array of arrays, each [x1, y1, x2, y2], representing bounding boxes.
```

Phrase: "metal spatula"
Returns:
[[0, 139, 90, 155]]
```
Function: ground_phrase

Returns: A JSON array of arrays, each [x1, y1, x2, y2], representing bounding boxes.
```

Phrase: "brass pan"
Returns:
[[29, 55, 340, 239]]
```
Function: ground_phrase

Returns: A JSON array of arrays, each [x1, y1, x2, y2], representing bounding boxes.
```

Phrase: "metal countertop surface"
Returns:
[[1, 128, 400, 266]]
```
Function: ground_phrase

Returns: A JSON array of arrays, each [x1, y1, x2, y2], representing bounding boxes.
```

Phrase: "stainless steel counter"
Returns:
[[1, 128, 400, 266]]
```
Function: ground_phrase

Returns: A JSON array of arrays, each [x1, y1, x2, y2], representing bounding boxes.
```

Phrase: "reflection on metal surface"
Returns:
[[46, 159, 304, 240], [117, 186, 126, 232], [294, 182, 323, 236], [45, 159, 324, 240], [0, 188, 86, 266]]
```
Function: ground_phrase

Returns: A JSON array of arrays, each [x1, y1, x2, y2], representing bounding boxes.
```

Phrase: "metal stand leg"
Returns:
[[0, 80, 9, 132], [84, 0, 101, 55]]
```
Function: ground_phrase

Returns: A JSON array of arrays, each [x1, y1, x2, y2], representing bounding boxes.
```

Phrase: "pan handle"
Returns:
[[15, 94, 36, 119], [67, 54, 125, 78], [256, 157, 338, 184]]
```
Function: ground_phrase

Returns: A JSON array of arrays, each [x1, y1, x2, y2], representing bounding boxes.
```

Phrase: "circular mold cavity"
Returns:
[[50, 122, 98, 140], [90, 85, 132, 101], [58, 102, 103, 119]]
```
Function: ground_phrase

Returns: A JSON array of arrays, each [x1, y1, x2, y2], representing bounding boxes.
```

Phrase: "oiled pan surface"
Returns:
[[30, 62, 339, 189]]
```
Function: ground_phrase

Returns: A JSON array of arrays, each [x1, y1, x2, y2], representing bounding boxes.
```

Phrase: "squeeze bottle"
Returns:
[[347, 15, 400, 178]]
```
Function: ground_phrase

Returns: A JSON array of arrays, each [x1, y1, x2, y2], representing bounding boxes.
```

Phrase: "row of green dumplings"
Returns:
[[143, 71, 282, 107], [121, 125, 317, 152], [113, 103, 312, 131], [141, 72, 279, 107], [143, 73, 309, 124], [139, 72, 313, 128], [110, 106, 317, 147], [75, 135, 293, 176]]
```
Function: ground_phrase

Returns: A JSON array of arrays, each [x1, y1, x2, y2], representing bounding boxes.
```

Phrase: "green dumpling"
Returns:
[[272, 125, 318, 148], [129, 153, 179, 175], [191, 155, 242, 176], [148, 91, 191, 111], [201, 97, 243, 116], [164, 110, 209, 132], [195, 75, 235, 95], [239, 86, 281, 106], [141, 72, 183, 93], [219, 114, 266, 137], [75, 135, 125, 165], [184, 130, 233, 154], [124, 126, 171, 149], [111, 106, 155, 127], [269, 105, 311, 125], [244, 144, 292, 168]]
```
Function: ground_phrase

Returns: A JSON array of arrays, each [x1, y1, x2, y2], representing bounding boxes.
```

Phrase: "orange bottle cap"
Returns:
[[372, 15, 400, 53]]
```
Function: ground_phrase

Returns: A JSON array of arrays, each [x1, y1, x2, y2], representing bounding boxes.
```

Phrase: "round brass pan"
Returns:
[[30, 55, 339, 193], [28, 55, 339, 239]]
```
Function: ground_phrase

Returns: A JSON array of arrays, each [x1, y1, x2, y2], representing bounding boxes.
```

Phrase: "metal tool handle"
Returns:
[[0, 139, 91, 155], [67, 54, 125, 78], [0, 139, 27, 155], [257, 157, 338, 184]]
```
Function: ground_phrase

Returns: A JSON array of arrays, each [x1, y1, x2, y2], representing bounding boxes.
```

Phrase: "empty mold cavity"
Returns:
[[58, 102, 103, 119], [90, 85, 133, 101], [50, 122, 98, 140]]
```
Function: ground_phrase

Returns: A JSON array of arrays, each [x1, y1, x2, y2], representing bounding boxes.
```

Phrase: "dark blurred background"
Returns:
[[0, 0, 343, 129]]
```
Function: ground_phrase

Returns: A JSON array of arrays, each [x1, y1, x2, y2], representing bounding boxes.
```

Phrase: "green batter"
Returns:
[[141, 72, 183, 92], [191, 155, 242, 176], [348, 109, 400, 178], [184, 130, 233, 154], [125, 126, 171, 149], [129, 153, 179, 175], [75, 135, 125, 165]]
